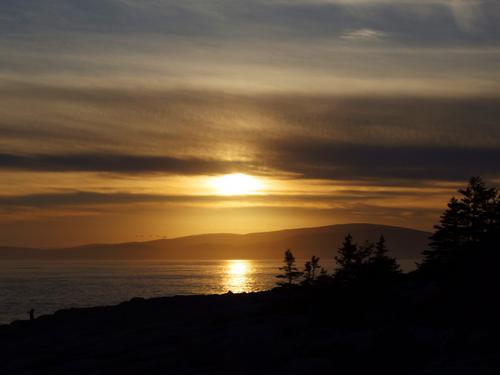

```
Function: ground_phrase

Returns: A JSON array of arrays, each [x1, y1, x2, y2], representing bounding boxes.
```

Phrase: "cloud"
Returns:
[[449, 0, 485, 32], [1, 0, 499, 46], [0, 0, 498, 246], [0, 153, 250, 175], [1, 90, 500, 183], [0, 189, 445, 210], [1, 139, 499, 183], [341, 28, 387, 41], [262, 139, 500, 181]]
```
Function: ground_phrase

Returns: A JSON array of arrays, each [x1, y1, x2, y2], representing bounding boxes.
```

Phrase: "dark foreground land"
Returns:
[[1, 278, 499, 375]]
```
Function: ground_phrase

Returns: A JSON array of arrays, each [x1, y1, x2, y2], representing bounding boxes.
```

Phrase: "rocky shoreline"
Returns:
[[1, 281, 499, 374]]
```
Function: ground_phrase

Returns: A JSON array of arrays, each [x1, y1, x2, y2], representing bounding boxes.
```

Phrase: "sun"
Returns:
[[210, 173, 263, 196]]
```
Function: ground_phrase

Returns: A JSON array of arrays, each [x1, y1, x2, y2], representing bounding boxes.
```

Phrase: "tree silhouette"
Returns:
[[276, 249, 303, 286], [335, 234, 401, 283], [374, 236, 388, 258], [316, 266, 332, 284], [303, 260, 313, 285], [302, 255, 321, 285], [367, 235, 401, 279], [334, 234, 369, 282], [420, 176, 500, 277], [359, 240, 375, 261], [335, 234, 357, 271], [310, 255, 320, 280]]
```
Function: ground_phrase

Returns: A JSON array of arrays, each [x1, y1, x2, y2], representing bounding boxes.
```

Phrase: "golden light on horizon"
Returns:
[[210, 173, 264, 196]]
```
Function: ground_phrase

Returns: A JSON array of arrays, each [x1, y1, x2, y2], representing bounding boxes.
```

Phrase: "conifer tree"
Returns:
[[420, 177, 500, 276], [302, 255, 321, 285], [359, 240, 375, 261], [310, 255, 320, 280], [369, 235, 401, 277], [303, 260, 313, 284], [334, 234, 368, 282], [375, 235, 388, 258], [276, 249, 303, 286], [335, 234, 358, 273]]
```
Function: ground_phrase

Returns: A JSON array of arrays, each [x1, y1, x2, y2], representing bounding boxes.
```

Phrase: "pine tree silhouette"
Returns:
[[303, 260, 313, 284], [302, 255, 321, 285], [335, 234, 358, 271], [334, 234, 369, 282], [420, 176, 500, 278], [334, 234, 400, 283], [311, 255, 320, 280], [368, 235, 401, 280], [276, 249, 303, 286]]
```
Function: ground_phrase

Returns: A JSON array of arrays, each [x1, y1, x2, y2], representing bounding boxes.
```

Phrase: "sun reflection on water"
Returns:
[[223, 260, 253, 293]]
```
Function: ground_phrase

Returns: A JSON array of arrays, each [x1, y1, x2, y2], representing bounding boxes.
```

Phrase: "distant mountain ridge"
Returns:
[[0, 223, 430, 261]]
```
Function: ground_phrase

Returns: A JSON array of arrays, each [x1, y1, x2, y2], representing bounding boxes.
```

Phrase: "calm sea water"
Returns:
[[0, 258, 416, 325], [0, 259, 299, 325]]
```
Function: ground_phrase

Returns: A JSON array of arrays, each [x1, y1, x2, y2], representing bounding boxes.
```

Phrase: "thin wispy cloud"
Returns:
[[449, 0, 485, 32], [341, 28, 387, 41]]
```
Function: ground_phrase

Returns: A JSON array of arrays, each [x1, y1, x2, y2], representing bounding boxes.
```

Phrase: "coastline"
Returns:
[[1, 283, 499, 374]]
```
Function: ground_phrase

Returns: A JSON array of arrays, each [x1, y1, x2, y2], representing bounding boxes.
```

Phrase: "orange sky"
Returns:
[[1, 0, 500, 247]]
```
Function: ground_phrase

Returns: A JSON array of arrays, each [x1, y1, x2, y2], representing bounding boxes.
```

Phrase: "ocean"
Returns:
[[0, 257, 418, 325], [0, 259, 298, 325]]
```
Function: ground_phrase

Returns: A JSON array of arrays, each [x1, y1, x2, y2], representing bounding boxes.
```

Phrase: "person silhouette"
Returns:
[[28, 309, 35, 321]]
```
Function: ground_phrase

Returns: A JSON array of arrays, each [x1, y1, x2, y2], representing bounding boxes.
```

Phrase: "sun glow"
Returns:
[[227, 260, 250, 276], [224, 260, 253, 293], [210, 173, 263, 196]]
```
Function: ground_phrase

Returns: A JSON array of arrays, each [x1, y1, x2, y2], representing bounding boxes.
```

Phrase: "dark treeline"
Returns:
[[265, 176, 500, 372], [276, 233, 401, 286], [276, 176, 500, 289]]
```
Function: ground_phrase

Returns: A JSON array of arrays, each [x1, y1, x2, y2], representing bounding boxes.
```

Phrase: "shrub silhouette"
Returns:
[[276, 249, 303, 286]]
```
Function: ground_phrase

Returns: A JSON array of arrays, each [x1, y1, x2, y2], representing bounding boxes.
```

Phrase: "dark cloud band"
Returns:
[[0, 190, 440, 209], [1, 141, 499, 183], [265, 140, 500, 181], [0, 153, 247, 175]]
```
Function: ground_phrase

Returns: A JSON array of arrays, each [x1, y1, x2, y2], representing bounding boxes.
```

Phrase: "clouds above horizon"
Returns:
[[1, 0, 500, 96], [0, 0, 499, 245], [1, 0, 499, 43], [1, 141, 499, 182], [1, 88, 499, 179]]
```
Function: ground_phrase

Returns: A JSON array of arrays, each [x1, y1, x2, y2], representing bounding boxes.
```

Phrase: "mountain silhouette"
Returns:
[[0, 223, 429, 262]]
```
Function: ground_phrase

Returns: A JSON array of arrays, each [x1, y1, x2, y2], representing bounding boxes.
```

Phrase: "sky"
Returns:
[[1, 0, 500, 247]]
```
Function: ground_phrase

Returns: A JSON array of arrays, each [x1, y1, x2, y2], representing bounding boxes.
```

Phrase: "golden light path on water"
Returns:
[[223, 260, 254, 293]]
